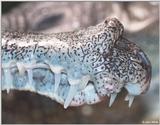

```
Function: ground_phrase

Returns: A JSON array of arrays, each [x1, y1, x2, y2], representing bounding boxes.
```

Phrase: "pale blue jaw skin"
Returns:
[[124, 83, 141, 96], [2, 68, 70, 102], [1, 65, 147, 108], [2, 67, 101, 108], [1, 48, 151, 108]]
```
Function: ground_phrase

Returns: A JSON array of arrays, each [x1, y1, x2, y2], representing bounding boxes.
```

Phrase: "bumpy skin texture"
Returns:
[[1, 18, 151, 108]]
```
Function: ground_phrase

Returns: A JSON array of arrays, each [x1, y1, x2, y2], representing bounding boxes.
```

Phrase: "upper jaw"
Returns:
[[124, 50, 151, 96], [115, 37, 152, 94], [137, 50, 152, 93]]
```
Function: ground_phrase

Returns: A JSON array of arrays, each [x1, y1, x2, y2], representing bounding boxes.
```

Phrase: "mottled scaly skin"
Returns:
[[2, 18, 151, 108]]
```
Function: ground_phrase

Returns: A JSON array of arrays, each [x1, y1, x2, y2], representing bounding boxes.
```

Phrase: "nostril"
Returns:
[[104, 18, 124, 36], [104, 19, 108, 24], [104, 17, 118, 26], [108, 20, 116, 27]]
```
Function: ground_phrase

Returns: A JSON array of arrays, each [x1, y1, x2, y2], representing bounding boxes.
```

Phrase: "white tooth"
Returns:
[[49, 65, 64, 92], [109, 93, 117, 107], [54, 73, 61, 93], [124, 94, 135, 107], [26, 69, 34, 91], [80, 75, 90, 89], [63, 74, 89, 108], [4, 69, 13, 93], [16, 62, 26, 76], [64, 78, 80, 109], [128, 95, 135, 108], [27, 69, 33, 86], [68, 78, 81, 86], [64, 84, 78, 109], [124, 94, 129, 101]]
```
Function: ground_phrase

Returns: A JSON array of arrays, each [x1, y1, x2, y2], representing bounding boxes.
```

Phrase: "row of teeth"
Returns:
[[2, 60, 90, 108], [109, 93, 134, 108], [2, 60, 135, 108]]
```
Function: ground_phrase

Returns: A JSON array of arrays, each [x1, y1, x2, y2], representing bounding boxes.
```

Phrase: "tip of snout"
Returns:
[[104, 17, 119, 24], [104, 17, 124, 37], [105, 17, 123, 27]]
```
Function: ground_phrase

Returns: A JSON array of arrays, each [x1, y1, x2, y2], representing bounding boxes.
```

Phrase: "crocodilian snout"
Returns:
[[138, 50, 152, 94], [123, 49, 151, 107], [125, 49, 152, 96]]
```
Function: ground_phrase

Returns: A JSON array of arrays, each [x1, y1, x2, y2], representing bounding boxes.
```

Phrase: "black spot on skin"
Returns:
[[101, 66, 105, 69], [91, 58, 95, 61], [104, 20, 108, 24], [12, 34, 18, 38]]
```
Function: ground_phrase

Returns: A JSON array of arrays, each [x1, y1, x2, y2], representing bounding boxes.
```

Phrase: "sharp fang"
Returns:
[[63, 75, 87, 108], [49, 65, 64, 92], [80, 75, 90, 89], [26, 69, 34, 91], [128, 95, 135, 108], [4, 69, 13, 93], [54, 73, 61, 93], [64, 85, 78, 109], [64, 78, 80, 109], [109, 93, 117, 107], [16, 62, 26, 76], [124, 94, 129, 101]]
